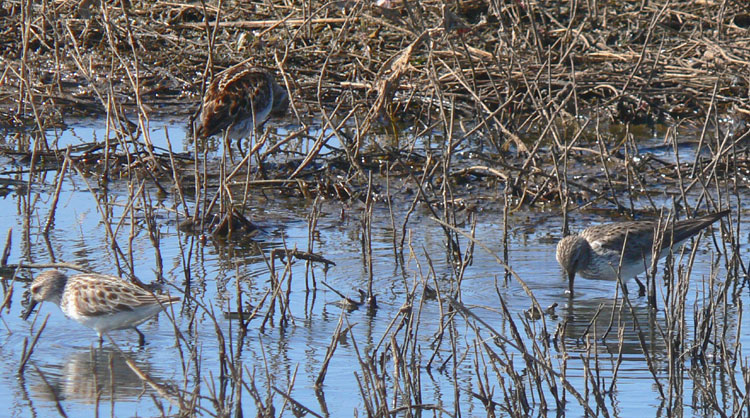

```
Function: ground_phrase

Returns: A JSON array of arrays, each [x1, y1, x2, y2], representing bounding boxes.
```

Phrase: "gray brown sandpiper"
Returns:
[[556, 210, 729, 294]]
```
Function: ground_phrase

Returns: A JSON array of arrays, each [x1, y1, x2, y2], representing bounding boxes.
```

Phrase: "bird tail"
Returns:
[[669, 209, 730, 245]]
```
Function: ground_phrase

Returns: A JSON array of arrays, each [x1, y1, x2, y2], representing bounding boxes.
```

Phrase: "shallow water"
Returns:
[[0, 120, 747, 417]]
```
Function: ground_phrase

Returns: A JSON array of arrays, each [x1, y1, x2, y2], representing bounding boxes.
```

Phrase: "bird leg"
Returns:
[[236, 137, 245, 158], [134, 327, 146, 346], [222, 136, 236, 164], [620, 280, 629, 295], [567, 271, 575, 295], [633, 276, 646, 297]]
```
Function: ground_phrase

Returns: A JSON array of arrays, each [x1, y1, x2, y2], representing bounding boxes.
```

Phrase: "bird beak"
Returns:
[[567, 270, 576, 295], [22, 299, 38, 321]]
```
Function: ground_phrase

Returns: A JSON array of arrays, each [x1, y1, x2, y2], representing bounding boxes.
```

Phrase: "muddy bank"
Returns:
[[1, 0, 749, 220], [3, 1, 750, 129]]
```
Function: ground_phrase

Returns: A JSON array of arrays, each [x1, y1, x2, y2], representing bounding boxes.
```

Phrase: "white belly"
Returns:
[[62, 303, 166, 334]]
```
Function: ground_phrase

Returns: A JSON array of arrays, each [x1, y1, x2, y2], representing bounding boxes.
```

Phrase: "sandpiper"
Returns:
[[195, 63, 289, 155], [24, 270, 179, 345], [556, 210, 729, 294]]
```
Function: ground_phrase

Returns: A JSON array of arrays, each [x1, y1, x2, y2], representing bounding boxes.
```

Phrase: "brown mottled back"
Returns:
[[62, 274, 178, 317], [196, 64, 284, 139]]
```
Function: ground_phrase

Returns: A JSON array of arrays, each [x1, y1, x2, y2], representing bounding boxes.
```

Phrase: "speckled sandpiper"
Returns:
[[195, 62, 289, 156], [25, 270, 179, 345]]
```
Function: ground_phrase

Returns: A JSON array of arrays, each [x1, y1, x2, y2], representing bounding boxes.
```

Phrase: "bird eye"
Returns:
[[31, 286, 38, 294]]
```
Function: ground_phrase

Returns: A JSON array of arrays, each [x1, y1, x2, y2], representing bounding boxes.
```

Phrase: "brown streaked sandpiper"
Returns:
[[556, 210, 729, 294], [24, 270, 179, 345], [195, 63, 289, 155]]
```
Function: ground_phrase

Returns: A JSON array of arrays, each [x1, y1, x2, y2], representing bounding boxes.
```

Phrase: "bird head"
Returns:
[[30, 270, 68, 303], [24, 270, 69, 320], [556, 235, 590, 294]]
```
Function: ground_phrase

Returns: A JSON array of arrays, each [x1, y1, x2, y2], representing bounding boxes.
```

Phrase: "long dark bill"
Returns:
[[22, 299, 38, 321], [567, 270, 576, 295]]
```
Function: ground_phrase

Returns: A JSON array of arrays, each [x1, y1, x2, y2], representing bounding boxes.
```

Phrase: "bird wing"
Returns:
[[64, 275, 176, 317], [582, 221, 656, 257], [582, 210, 728, 259], [199, 66, 273, 137], [667, 210, 728, 245]]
